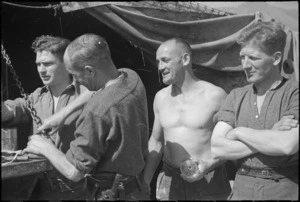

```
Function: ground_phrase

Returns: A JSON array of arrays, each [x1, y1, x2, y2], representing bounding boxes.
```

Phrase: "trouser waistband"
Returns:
[[162, 159, 181, 174], [237, 165, 298, 179], [85, 172, 140, 199]]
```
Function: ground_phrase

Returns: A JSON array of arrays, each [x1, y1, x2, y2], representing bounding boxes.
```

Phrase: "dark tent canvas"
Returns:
[[61, 1, 298, 93]]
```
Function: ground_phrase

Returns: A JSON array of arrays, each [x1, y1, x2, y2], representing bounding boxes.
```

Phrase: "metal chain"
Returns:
[[1, 43, 49, 138]]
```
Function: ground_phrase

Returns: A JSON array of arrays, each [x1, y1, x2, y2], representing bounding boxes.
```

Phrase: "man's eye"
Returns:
[[249, 56, 259, 60], [43, 63, 52, 66]]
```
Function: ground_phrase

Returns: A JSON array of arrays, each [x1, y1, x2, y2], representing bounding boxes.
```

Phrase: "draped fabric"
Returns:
[[61, 2, 298, 91]]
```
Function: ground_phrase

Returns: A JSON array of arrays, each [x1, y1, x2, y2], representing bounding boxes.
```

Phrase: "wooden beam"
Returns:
[[2, 159, 53, 180]]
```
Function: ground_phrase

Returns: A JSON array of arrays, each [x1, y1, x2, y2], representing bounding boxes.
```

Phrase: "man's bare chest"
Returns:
[[159, 97, 215, 129]]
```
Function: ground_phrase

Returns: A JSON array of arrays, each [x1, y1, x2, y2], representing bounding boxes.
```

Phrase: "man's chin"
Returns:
[[41, 80, 53, 87], [245, 75, 256, 83], [162, 78, 171, 85]]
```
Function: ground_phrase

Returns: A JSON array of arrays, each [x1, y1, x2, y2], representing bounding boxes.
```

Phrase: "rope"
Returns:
[[197, 3, 236, 16], [1, 1, 67, 16], [2, 1, 53, 9], [2, 150, 22, 165]]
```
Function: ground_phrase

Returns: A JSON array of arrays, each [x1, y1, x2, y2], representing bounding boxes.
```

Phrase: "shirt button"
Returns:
[[254, 102, 257, 105], [255, 115, 258, 118]]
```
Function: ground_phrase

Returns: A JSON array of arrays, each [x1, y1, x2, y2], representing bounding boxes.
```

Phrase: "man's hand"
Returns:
[[1, 102, 14, 122], [22, 134, 54, 156], [38, 112, 66, 136], [180, 159, 207, 182], [272, 115, 298, 131]]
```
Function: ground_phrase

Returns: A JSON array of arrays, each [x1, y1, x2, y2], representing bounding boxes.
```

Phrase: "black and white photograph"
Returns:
[[1, 1, 298, 200]]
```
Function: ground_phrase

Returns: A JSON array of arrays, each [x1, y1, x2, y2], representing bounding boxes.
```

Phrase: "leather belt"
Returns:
[[237, 165, 298, 180], [86, 173, 138, 200]]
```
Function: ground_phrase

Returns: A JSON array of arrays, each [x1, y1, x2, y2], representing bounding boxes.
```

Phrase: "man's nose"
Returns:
[[158, 62, 165, 71], [242, 57, 251, 70], [38, 64, 46, 73]]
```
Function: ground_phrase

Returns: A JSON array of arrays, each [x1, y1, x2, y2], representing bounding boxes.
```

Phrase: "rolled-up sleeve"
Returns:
[[66, 111, 109, 174], [283, 86, 299, 121], [213, 91, 236, 128], [3, 97, 32, 127]]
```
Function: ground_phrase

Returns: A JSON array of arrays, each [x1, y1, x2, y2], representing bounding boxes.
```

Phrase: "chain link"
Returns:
[[1, 43, 50, 138]]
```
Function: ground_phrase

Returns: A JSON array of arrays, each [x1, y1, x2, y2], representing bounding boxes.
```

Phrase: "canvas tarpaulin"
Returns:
[[61, 2, 298, 89]]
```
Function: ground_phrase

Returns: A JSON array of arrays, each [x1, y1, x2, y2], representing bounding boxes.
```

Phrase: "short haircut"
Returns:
[[236, 21, 286, 55], [165, 37, 192, 58], [31, 35, 70, 61], [66, 33, 111, 71]]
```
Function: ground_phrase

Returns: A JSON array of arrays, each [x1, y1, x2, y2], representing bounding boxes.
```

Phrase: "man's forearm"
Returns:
[[205, 158, 227, 173], [211, 136, 257, 160], [143, 137, 164, 184], [143, 151, 162, 184], [60, 90, 94, 118], [39, 91, 94, 132], [43, 144, 84, 182], [235, 126, 299, 156]]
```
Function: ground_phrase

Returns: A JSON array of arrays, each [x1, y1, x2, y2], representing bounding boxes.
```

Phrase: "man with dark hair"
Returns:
[[142, 38, 231, 200], [2, 35, 88, 200], [24, 33, 150, 200], [211, 21, 299, 200]]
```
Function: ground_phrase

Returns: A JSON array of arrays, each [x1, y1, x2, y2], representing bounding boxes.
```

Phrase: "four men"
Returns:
[[2, 21, 298, 200]]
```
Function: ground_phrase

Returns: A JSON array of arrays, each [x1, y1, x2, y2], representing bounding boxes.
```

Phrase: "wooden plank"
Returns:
[[2, 159, 53, 180]]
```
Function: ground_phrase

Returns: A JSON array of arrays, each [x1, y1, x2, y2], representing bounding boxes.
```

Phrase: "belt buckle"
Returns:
[[261, 169, 269, 177], [240, 166, 249, 175]]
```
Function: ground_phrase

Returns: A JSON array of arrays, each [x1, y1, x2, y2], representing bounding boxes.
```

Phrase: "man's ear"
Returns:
[[84, 65, 95, 77], [273, 51, 282, 66], [182, 53, 191, 66]]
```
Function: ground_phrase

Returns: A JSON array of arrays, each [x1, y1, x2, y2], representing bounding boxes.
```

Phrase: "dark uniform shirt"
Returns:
[[214, 77, 299, 168], [66, 68, 149, 176]]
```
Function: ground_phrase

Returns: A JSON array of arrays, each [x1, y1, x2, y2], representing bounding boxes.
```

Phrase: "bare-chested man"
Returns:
[[142, 38, 231, 200]]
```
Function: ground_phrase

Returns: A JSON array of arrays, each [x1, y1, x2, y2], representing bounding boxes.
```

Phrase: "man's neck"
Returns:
[[254, 74, 283, 95], [49, 78, 72, 98], [172, 71, 199, 96]]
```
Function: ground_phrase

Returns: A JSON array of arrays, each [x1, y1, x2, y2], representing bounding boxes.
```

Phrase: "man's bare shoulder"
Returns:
[[197, 80, 227, 100], [155, 85, 171, 99]]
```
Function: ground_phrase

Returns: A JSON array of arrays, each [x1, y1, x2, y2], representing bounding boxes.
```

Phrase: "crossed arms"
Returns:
[[211, 115, 299, 161]]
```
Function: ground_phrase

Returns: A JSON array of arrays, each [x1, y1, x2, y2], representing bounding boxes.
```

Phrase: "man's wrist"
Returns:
[[234, 127, 250, 140], [42, 140, 56, 157]]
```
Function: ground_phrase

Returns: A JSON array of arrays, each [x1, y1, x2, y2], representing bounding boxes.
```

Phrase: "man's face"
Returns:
[[239, 44, 275, 84], [156, 42, 184, 85], [36, 50, 69, 87], [63, 51, 92, 90]]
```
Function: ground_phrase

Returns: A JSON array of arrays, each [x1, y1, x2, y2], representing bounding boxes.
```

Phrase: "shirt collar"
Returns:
[[39, 77, 76, 96], [252, 76, 286, 93]]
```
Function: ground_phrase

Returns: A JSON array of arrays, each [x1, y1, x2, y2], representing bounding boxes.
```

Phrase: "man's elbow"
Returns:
[[281, 130, 299, 155], [281, 143, 298, 155], [211, 145, 226, 160]]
